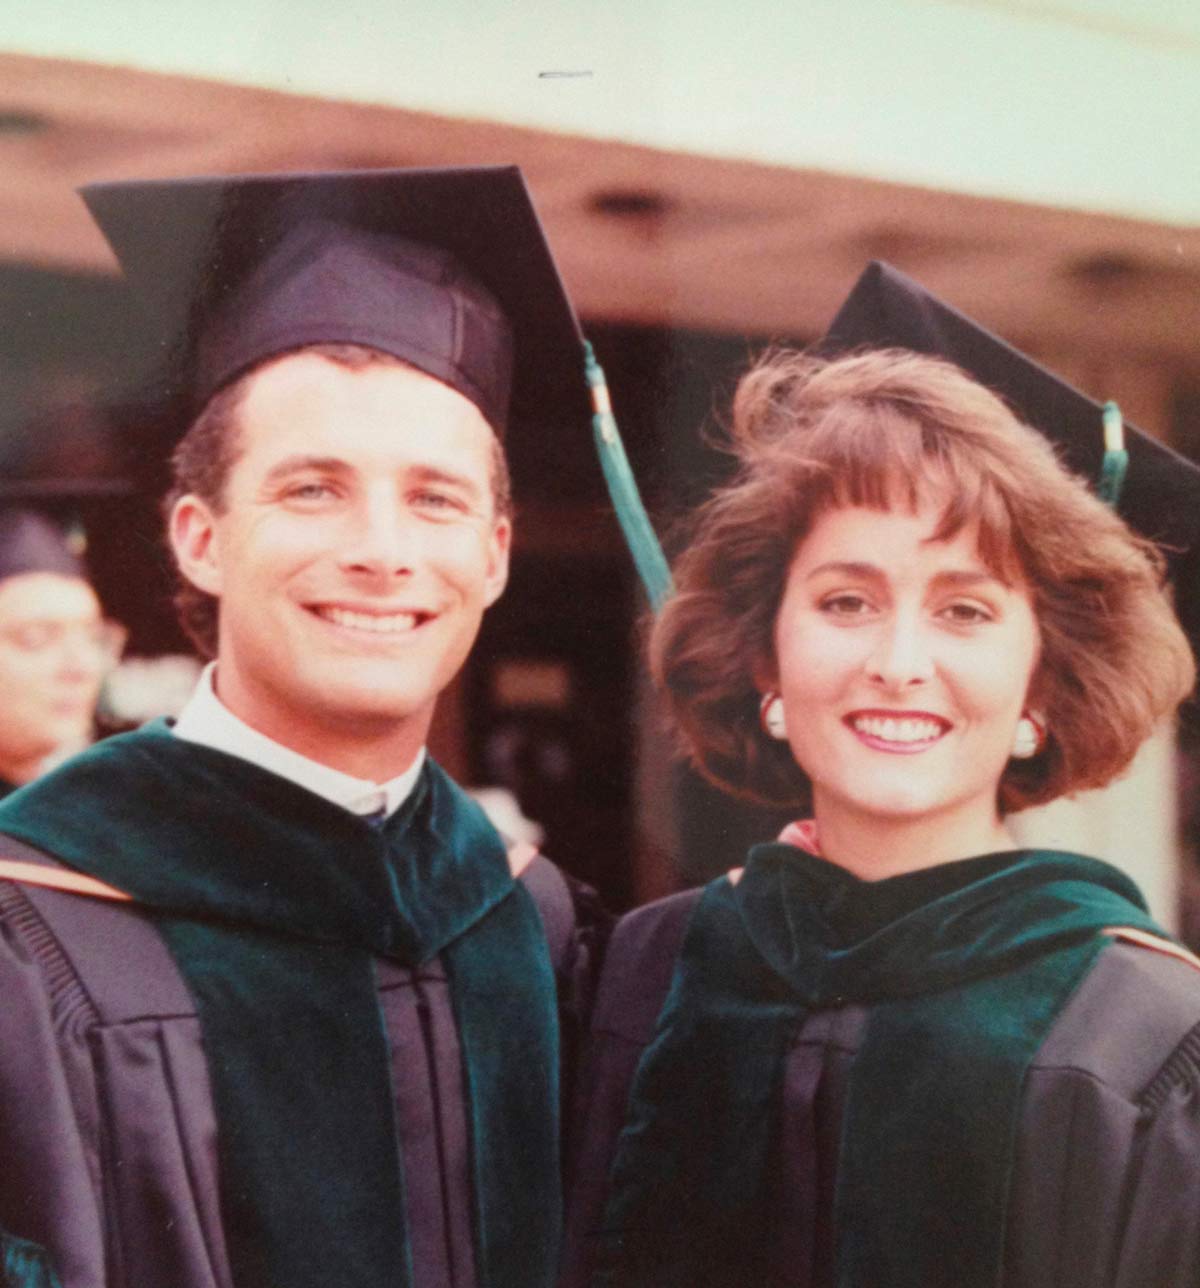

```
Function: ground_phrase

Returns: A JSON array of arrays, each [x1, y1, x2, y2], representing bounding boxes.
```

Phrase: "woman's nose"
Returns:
[[865, 613, 935, 690]]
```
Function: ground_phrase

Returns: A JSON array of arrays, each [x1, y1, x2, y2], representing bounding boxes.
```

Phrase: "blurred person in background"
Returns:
[[0, 506, 123, 796]]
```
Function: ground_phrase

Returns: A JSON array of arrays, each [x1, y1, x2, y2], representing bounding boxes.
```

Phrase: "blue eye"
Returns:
[[413, 489, 468, 515], [286, 482, 335, 502]]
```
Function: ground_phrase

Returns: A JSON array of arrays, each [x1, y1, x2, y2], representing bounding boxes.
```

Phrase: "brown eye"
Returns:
[[820, 593, 872, 616], [941, 601, 991, 624]]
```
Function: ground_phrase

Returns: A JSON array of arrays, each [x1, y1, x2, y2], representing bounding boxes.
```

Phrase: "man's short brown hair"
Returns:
[[651, 348, 1196, 815], [164, 343, 513, 658]]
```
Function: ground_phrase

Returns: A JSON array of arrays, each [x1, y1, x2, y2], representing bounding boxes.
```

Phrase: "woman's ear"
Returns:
[[751, 652, 779, 698], [1021, 658, 1050, 718]]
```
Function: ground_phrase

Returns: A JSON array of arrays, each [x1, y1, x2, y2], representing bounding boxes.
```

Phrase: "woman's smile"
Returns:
[[844, 708, 951, 752]]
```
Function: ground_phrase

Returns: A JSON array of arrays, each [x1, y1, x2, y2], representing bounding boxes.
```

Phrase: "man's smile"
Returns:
[[308, 603, 435, 636]]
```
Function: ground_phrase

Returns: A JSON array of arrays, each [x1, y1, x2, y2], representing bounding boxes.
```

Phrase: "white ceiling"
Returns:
[[3, 0, 1199, 225]]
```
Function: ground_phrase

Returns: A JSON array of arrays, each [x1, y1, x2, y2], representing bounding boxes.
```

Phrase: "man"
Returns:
[[0, 168, 602, 1288], [0, 508, 122, 796]]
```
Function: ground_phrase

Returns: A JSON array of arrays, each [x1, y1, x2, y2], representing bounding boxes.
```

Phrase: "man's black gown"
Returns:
[[0, 754, 606, 1288]]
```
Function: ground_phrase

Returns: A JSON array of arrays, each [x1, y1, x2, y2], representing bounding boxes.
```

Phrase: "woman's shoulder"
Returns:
[[590, 886, 710, 1044], [1033, 938, 1200, 1100], [612, 886, 707, 956]]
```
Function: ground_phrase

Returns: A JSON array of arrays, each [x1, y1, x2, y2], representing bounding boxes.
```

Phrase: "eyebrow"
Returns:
[[259, 457, 482, 498], [805, 561, 881, 582], [805, 562, 1009, 589], [406, 464, 482, 497], [260, 455, 350, 489]]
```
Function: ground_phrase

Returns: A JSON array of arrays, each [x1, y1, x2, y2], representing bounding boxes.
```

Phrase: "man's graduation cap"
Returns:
[[80, 166, 589, 437], [79, 163, 675, 609], [0, 507, 86, 582], [822, 260, 1200, 660]]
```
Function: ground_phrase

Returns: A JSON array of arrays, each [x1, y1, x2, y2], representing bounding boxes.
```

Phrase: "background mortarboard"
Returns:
[[0, 506, 86, 582], [822, 260, 1200, 661], [80, 166, 589, 440]]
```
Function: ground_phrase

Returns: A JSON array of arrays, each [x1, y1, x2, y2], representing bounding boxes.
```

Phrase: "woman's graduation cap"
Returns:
[[822, 260, 1200, 660], [80, 165, 590, 437]]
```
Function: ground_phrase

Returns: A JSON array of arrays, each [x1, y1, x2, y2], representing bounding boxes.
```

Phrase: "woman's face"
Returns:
[[0, 573, 111, 779], [769, 499, 1040, 839]]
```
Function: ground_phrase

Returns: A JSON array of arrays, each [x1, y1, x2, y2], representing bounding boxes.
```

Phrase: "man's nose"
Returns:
[[337, 494, 419, 578]]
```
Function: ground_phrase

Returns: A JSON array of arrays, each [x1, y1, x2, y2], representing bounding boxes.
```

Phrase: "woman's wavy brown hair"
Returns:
[[651, 348, 1195, 814]]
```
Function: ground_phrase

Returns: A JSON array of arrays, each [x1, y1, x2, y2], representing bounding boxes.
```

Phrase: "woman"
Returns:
[[0, 507, 122, 796], [561, 347, 1200, 1288]]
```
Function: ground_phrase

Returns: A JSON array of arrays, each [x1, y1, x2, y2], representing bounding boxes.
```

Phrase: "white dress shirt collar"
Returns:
[[172, 663, 425, 818]]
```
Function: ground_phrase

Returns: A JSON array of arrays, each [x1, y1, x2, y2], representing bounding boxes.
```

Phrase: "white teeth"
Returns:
[[320, 607, 420, 634], [852, 715, 944, 743]]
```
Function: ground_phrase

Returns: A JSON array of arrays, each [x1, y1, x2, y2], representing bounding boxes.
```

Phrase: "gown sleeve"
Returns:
[[520, 856, 616, 1172], [1005, 940, 1200, 1288], [0, 886, 106, 1288], [559, 891, 699, 1288]]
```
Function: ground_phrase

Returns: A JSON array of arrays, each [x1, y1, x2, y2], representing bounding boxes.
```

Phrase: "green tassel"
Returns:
[[583, 341, 674, 613], [1098, 400, 1128, 508]]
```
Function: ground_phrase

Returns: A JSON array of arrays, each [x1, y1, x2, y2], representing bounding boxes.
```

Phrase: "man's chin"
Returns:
[[301, 685, 436, 734]]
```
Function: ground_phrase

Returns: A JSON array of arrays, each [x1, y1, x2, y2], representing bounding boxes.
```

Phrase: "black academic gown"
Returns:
[[0, 827, 606, 1288], [561, 884, 1200, 1288]]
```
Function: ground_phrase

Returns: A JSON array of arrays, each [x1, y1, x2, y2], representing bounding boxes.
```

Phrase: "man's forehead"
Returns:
[[229, 356, 499, 485], [237, 350, 494, 436]]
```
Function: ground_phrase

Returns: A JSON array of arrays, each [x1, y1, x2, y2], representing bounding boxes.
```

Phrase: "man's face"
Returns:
[[171, 352, 510, 759], [0, 573, 111, 777]]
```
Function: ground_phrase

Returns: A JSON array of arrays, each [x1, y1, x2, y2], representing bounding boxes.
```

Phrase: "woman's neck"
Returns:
[[0, 750, 44, 789], [811, 797, 1017, 882]]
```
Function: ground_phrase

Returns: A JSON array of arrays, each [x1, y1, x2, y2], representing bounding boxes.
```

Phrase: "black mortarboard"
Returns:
[[822, 260, 1200, 658], [0, 507, 86, 582], [80, 166, 587, 436]]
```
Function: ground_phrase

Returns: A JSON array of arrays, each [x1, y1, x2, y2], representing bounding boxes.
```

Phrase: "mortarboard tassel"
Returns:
[[584, 341, 674, 613], [1099, 400, 1129, 508], [65, 517, 88, 559]]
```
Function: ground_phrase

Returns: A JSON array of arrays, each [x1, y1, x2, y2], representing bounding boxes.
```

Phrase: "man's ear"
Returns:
[[482, 515, 512, 610], [169, 494, 224, 597]]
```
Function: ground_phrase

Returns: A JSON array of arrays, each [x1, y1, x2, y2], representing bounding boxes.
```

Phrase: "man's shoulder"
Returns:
[[518, 853, 614, 978], [0, 835, 196, 1024]]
